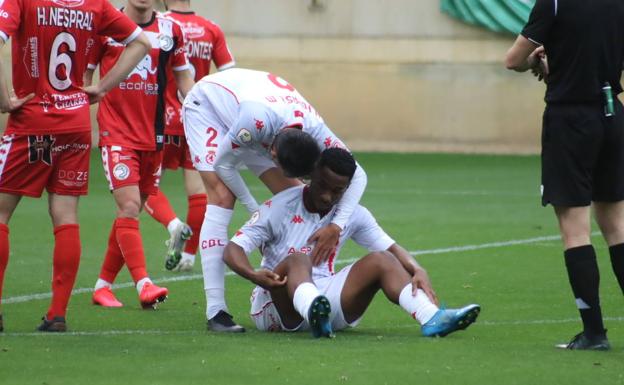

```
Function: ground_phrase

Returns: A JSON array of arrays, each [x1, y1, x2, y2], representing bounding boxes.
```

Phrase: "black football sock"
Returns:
[[608, 243, 624, 295], [564, 245, 605, 337]]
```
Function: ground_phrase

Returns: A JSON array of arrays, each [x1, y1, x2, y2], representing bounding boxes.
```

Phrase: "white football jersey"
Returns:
[[231, 186, 395, 280], [194, 68, 347, 157]]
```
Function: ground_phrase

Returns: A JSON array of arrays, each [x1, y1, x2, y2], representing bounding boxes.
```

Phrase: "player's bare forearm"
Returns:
[[174, 69, 194, 99], [97, 33, 151, 93], [223, 242, 256, 282], [83, 69, 95, 87], [387, 243, 422, 276]]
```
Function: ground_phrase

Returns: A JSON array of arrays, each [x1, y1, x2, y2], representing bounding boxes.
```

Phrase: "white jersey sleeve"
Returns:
[[349, 206, 395, 252], [230, 201, 275, 255]]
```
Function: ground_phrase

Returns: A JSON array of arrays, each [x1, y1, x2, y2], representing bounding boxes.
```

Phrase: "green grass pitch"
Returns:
[[1, 152, 623, 384]]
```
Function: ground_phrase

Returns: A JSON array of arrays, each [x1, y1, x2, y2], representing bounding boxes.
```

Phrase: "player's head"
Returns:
[[308, 148, 357, 213], [127, 0, 155, 12], [272, 128, 321, 178]]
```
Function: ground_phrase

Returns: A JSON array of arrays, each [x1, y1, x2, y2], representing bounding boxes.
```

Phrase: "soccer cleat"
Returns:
[[164, 223, 192, 271], [308, 295, 334, 338], [92, 287, 123, 307], [37, 316, 67, 332], [139, 282, 168, 309], [173, 259, 194, 272], [207, 311, 246, 333], [556, 331, 611, 351], [421, 304, 480, 337], [0, 313, 3, 332]]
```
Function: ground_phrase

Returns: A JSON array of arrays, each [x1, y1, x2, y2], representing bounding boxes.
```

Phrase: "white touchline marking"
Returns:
[[2, 232, 600, 305]]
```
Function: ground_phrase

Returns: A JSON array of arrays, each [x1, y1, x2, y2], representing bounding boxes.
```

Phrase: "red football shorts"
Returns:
[[0, 132, 91, 197], [100, 146, 163, 195], [162, 135, 194, 170]]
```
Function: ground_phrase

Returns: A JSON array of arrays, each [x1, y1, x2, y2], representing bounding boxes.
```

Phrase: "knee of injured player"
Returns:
[[275, 252, 313, 276]]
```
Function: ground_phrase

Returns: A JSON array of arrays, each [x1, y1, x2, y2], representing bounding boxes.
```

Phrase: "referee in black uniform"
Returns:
[[505, 0, 624, 350]]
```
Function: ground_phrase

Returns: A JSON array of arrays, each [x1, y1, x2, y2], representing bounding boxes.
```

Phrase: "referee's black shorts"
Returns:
[[541, 100, 624, 207]]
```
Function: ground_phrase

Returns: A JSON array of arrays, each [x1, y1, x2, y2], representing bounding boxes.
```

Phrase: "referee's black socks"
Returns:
[[564, 245, 606, 337], [608, 243, 624, 295]]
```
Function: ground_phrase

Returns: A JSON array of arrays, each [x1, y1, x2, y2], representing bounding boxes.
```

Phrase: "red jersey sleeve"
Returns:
[[87, 36, 105, 70], [171, 21, 189, 71], [0, 0, 21, 42], [210, 23, 235, 70], [98, 0, 141, 44]]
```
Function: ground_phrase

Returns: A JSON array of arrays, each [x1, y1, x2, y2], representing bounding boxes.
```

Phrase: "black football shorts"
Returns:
[[541, 100, 624, 207]]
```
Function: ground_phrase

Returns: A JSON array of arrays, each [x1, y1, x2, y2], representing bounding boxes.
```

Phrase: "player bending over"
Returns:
[[224, 148, 480, 337]]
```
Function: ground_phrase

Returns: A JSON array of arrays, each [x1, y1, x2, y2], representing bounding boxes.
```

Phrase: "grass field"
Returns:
[[1, 152, 624, 385]]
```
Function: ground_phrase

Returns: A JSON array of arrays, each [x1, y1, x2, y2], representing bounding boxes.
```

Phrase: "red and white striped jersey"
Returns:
[[231, 185, 395, 280], [89, 11, 189, 151], [163, 10, 234, 135], [0, 0, 140, 135]]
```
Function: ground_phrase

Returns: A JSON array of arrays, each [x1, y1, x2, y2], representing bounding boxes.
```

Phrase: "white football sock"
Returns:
[[167, 217, 183, 235], [293, 282, 320, 323], [398, 285, 439, 325], [136, 277, 152, 294], [94, 279, 112, 291], [180, 251, 195, 264], [200, 205, 233, 320]]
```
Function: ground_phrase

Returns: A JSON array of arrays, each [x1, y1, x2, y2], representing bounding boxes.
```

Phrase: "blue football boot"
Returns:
[[308, 295, 334, 338], [421, 304, 480, 337]]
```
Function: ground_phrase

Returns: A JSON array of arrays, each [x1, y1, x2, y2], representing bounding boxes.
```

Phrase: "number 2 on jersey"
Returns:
[[206, 127, 218, 147], [49, 32, 76, 91]]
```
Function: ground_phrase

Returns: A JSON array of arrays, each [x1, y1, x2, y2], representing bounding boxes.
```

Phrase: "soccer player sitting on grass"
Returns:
[[223, 148, 480, 337]]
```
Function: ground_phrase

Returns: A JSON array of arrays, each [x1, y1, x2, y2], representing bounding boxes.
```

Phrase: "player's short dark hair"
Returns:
[[318, 148, 357, 180], [274, 129, 321, 178]]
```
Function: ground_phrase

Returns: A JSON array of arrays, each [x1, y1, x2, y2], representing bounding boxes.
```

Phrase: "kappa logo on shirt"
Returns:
[[127, 55, 157, 81], [254, 119, 264, 131], [291, 215, 304, 224]]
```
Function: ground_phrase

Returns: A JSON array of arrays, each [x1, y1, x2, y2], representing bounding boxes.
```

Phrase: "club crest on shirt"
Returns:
[[158, 34, 174, 52], [113, 163, 130, 181], [236, 128, 252, 144]]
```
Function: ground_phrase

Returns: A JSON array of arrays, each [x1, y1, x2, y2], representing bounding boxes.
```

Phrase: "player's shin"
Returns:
[[115, 218, 149, 284], [184, 194, 207, 257], [144, 190, 177, 227], [292, 282, 320, 323], [47, 224, 81, 319], [608, 243, 624, 294], [200, 205, 233, 319], [97, 222, 125, 286], [398, 284, 439, 325]]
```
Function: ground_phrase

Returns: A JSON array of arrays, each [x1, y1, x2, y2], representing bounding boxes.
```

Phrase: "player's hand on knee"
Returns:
[[252, 269, 287, 289], [309, 223, 341, 266], [412, 268, 438, 305]]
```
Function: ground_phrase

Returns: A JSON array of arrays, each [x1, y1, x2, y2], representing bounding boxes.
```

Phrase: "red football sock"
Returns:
[[98, 222, 125, 284], [184, 194, 207, 255], [0, 224, 9, 306], [115, 218, 148, 283], [144, 189, 177, 227], [47, 224, 81, 319]]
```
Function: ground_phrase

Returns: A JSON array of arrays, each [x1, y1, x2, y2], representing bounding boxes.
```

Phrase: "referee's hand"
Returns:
[[530, 46, 549, 82]]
